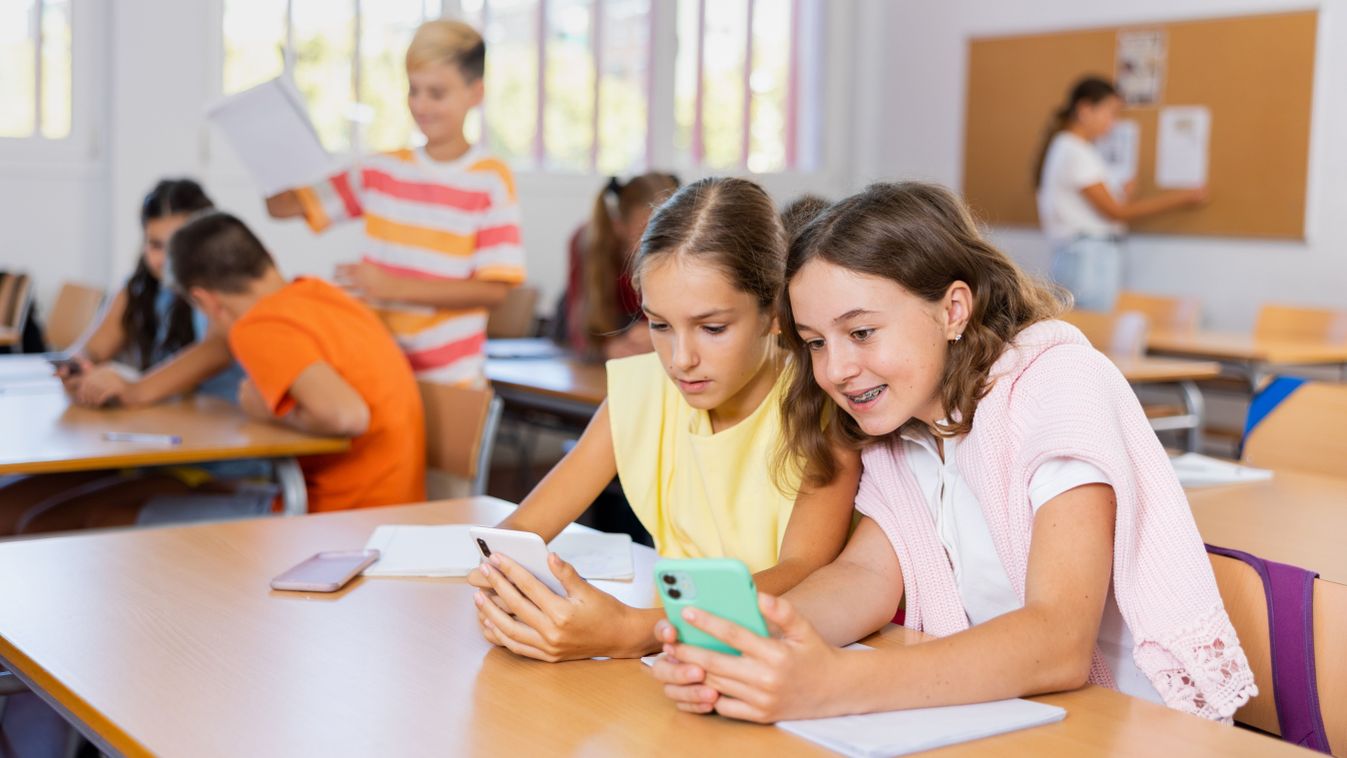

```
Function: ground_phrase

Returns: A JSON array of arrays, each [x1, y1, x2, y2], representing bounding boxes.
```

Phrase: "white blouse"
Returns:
[[899, 424, 1162, 703]]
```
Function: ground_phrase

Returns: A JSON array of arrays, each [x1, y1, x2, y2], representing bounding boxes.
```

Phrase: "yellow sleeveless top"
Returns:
[[606, 352, 801, 572]]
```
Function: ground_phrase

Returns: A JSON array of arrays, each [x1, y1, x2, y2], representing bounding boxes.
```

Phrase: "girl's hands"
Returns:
[[70, 365, 130, 408], [473, 552, 654, 662], [649, 593, 854, 723]]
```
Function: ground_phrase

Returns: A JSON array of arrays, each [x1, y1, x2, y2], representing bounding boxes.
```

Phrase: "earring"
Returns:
[[949, 333, 963, 343]]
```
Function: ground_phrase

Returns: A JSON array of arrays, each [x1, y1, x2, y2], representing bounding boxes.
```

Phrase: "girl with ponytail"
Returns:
[[560, 172, 679, 358], [1034, 76, 1206, 310]]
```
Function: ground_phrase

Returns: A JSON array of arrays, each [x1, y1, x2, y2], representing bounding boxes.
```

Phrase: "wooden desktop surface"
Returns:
[[1149, 331, 1347, 366], [0, 390, 348, 475], [485, 353, 607, 407], [1111, 356, 1223, 384], [0, 498, 1303, 758], [1188, 468, 1347, 587]]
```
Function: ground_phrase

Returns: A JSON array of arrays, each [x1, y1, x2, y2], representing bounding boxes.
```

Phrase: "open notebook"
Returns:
[[362, 525, 633, 581], [641, 644, 1065, 756]]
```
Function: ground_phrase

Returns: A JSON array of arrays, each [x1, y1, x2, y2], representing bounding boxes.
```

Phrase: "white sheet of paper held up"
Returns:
[[206, 77, 334, 197]]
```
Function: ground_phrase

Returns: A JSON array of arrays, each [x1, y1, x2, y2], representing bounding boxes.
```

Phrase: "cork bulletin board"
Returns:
[[962, 10, 1317, 239]]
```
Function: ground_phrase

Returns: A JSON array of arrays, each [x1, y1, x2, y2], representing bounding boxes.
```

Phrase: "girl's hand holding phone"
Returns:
[[72, 365, 130, 408], [650, 593, 853, 723], [472, 551, 649, 662]]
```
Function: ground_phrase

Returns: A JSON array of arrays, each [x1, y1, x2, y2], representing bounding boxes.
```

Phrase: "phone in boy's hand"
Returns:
[[654, 557, 768, 656], [469, 526, 566, 597]]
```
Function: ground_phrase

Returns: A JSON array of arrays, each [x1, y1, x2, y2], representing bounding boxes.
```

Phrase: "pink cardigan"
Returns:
[[855, 320, 1257, 720]]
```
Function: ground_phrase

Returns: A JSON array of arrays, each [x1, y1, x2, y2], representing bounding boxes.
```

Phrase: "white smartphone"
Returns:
[[468, 526, 566, 597]]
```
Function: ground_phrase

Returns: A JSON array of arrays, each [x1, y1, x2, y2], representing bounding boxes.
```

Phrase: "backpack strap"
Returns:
[[1207, 544, 1330, 753]]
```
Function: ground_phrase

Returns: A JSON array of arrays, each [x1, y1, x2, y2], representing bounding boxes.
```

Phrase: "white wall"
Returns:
[[878, 0, 1346, 331], [0, 0, 868, 328]]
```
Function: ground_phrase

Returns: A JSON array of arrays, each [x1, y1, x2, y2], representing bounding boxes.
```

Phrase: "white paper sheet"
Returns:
[[642, 644, 1065, 756], [362, 525, 633, 580], [1115, 29, 1167, 106], [1097, 119, 1140, 185], [1170, 452, 1272, 487], [1156, 106, 1211, 189], [776, 699, 1066, 758], [205, 77, 334, 196]]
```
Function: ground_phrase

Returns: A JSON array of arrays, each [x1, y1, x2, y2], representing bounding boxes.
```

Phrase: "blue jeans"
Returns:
[[1051, 236, 1124, 312]]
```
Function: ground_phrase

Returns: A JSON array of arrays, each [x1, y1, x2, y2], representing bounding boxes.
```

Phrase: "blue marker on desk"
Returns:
[[103, 432, 182, 446]]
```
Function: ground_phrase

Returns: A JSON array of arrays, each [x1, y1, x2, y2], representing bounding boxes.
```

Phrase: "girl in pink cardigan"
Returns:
[[651, 182, 1256, 723]]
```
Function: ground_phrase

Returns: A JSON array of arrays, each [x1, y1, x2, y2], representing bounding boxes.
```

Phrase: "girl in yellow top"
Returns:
[[470, 177, 859, 661]]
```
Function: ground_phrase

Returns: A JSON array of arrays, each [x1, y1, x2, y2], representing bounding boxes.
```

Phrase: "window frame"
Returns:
[[211, 0, 822, 176], [0, 0, 100, 169]]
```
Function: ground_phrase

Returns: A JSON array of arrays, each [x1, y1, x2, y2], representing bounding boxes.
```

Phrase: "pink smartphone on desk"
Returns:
[[270, 549, 380, 592]]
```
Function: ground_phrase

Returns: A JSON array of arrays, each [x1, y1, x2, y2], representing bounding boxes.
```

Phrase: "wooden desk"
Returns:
[[1112, 355, 1223, 453], [1189, 470, 1347, 751], [0, 498, 1303, 757], [485, 340, 606, 419], [0, 389, 347, 514], [1149, 331, 1347, 388]]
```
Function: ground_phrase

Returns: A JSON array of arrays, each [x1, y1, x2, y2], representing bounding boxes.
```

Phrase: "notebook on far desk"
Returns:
[[484, 339, 566, 360]]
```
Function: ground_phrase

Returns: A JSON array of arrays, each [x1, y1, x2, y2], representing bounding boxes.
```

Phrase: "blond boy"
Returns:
[[267, 21, 523, 385]]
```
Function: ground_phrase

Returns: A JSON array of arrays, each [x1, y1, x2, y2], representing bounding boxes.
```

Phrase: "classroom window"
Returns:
[[0, 0, 73, 140], [222, 0, 444, 154], [221, 0, 812, 174], [674, 0, 796, 173]]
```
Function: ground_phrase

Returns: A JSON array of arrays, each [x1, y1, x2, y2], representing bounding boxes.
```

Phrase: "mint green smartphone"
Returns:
[[654, 558, 768, 656]]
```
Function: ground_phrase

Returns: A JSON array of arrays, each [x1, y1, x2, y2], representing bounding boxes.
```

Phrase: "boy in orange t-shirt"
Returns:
[[168, 211, 425, 512]]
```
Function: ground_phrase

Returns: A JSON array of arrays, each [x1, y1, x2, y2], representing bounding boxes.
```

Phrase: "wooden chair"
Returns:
[[43, 282, 105, 352], [0, 273, 32, 351], [1060, 309, 1149, 358], [1114, 291, 1201, 334], [1208, 553, 1347, 754], [419, 381, 503, 499], [487, 285, 540, 339], [0, 273, 31, 330], [1255, 304, 1347, 344], [1241, 379, 1347, 476]]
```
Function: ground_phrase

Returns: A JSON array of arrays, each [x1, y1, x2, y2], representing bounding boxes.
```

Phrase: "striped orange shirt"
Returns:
[[297, 145, 525, 384]]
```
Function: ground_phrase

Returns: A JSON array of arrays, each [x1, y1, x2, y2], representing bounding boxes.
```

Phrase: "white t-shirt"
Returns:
[[899, 425, 1163, 704], [1037, 131, 1126, 244]]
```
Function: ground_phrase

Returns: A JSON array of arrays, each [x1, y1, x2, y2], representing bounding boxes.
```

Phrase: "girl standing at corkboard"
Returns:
[[1034, 77, 1206, 311]]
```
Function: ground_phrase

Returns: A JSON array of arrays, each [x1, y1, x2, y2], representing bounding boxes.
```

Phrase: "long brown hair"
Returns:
[[124, 178, 214, 370], [1032, 76, 1118, 188], [778, 182, 1066, 485], [584, 172, 680, 342], [631, 176, 784, 312]]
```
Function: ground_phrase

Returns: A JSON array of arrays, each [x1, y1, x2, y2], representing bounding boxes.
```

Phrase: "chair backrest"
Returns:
[[1060, 309, 1149, 358], [1115, 291, 1201, 334], [44, 282, 105, 352], [0, 273, 21, 328], [1242, 379, 1347, 475], [419, 381, 503, 497], [1206, 552, 1346, 754], [487, 285, 540, 339], [1255, 304, 1347, 343], [0, 274, 32, 338]]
